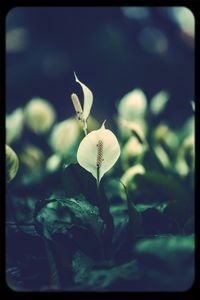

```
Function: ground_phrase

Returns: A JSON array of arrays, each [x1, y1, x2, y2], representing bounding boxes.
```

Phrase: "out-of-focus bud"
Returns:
[[20, 144, 45, 171], [118, 88, 147, 121], [121, 136, 147, 170], [24, 98, 56, 134], [49, 118, 81, 158], [45, 154, 61, 173], [6, 108, 24, 145], [118, 118, 147, 142], [19, 144, 45, 185], [175, 133, 195, 177], [6, 144, 19, 183], [153, 123, 179, 150]]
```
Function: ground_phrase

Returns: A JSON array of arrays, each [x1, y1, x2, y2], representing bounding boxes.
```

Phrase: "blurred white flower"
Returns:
[[150, 90, 170, 115], [153, 123, 179, 150], [6, 144, 19, 183], [121, 136, 147, 170], [77, 121, 120, 184], [24, 98, 56, 134], [20, 144, 45, 171], [6, 108, 24, 144], [171, 7, 194, 38], [46, 154, 61, 173], [6, 27, 29, 53], [139, 26, 168, 54], [118, 118, 147, 142], [154, 144, 171, 169], [49, 118, 81, 158], [175, 133, 195, 177], [120, 164, 145, 200], [118, 88, 147, 121], [191, 101, 195, 112]]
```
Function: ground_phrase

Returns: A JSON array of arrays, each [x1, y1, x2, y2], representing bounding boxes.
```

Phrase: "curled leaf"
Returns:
[[74, 72, 93, 121]]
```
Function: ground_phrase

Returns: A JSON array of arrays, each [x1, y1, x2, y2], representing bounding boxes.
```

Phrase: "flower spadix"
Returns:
[[77, 121, 120, 184], [71, 72, 93, 123]]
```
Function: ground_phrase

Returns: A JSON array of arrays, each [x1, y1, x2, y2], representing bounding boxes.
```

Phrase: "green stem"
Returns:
[[83, 120, 88, 136], [44, 239, 61, 288], [96, 167, 100, 190], [96, 176, 114, 261]]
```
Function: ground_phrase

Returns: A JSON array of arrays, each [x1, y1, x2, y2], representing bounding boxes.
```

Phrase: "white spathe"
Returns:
[[74, 72, 93, 121], [77, 121, 120, 183], [118, 88, 147, 121]]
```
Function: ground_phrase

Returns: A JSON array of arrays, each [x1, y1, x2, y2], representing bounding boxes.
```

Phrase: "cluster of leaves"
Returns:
[[6, 158, 194, 291]]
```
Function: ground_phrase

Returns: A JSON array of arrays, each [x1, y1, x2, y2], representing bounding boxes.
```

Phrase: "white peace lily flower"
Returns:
[[77, 121, 120, 184], [118, 88, 147, 121]]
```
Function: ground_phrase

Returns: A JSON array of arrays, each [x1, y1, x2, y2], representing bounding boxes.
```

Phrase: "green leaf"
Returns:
[[135, 203, 168, 213], [84, 259, 139, 290], [35, 195, 105, 259], [62, 163, 98, 204], [72, 251, 95, 284], [58, 196, 104, 239], [134, 171, 190, 203], [36, 195, 104, 240], [134, 235, 194, 291]]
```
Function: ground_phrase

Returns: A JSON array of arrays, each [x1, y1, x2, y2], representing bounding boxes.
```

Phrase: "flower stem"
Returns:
[[96, 167, 100, 190], [83, 120, 88, 136]]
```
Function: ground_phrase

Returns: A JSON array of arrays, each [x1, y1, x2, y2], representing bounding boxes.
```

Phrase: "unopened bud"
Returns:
[[71, 93, 84, 121]]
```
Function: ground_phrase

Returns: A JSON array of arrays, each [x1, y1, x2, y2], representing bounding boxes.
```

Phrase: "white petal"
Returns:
[[77, 122, 120, 182], [74, 72, 93, 120], [150, 90, 169, 115], [118, 89, 147, 121]]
